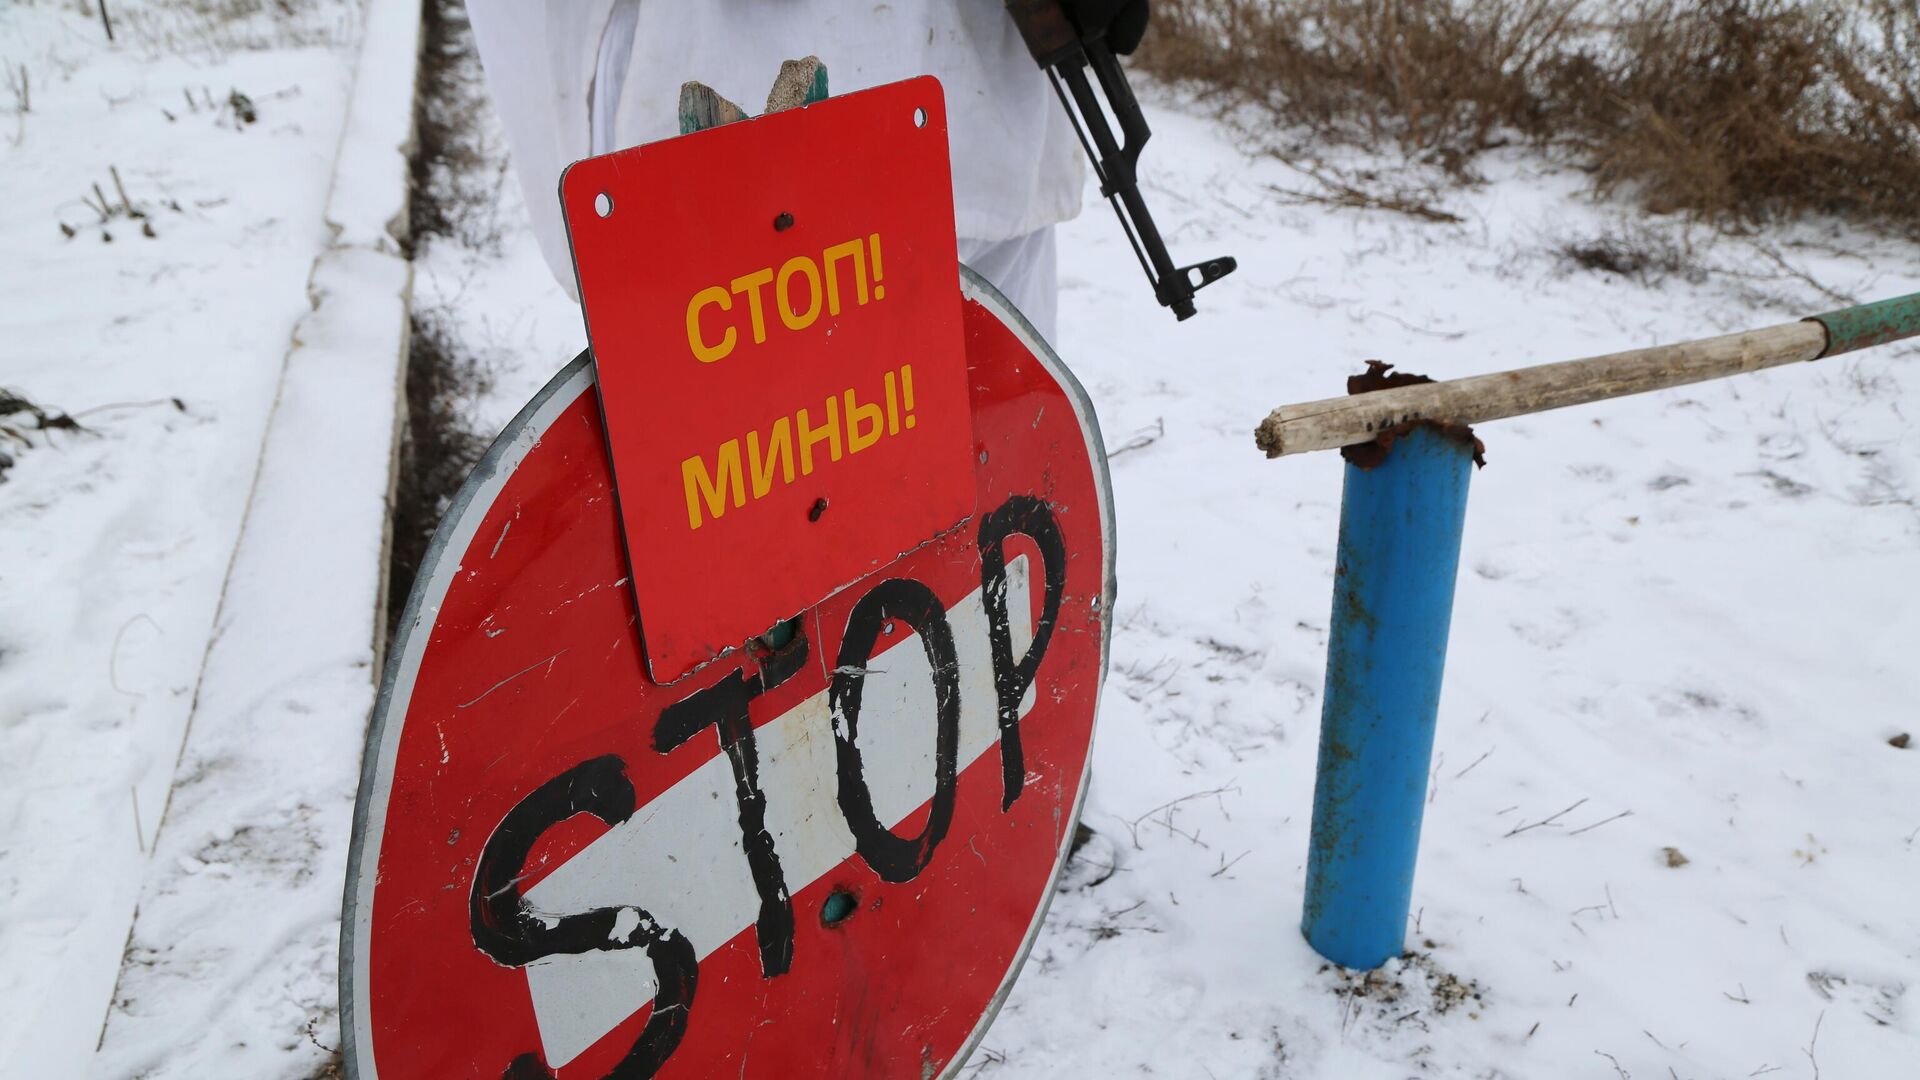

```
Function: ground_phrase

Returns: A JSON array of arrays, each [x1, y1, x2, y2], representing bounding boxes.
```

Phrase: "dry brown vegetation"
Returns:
[[1139, 0, 1920, 238], [112, 0, 356, 55], [386, 0, 500, 628]]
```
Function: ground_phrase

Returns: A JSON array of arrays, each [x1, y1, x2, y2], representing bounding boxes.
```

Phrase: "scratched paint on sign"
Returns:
[[522, 559, 1033, 1066]]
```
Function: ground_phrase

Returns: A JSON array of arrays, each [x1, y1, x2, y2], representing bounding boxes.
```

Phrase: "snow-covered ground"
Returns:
[[983, 112, 1920, 1077], [2, 0, 420, 1075], [5, 1, 1918, 1076], [0, 1, 371, 1074]]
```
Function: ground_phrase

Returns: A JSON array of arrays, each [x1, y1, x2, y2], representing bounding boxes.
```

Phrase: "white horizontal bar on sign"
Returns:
[[521, 557, 1034, 1068]]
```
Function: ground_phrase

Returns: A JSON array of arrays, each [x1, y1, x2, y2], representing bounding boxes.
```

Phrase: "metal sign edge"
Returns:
[[340, 349, 596, 1080], [339, 267, 1115, 1079], [935, 265, 1116, 1080]]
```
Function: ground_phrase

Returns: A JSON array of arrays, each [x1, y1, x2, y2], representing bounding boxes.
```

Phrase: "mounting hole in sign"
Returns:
[[821, 889, 858, 927], [594, 192, 613, 218], [913, 107, 927, 128]]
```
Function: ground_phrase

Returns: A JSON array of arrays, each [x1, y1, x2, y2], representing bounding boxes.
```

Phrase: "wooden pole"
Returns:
[[1257, 322, 1826, 458], [1257, 292, 1920, 459]]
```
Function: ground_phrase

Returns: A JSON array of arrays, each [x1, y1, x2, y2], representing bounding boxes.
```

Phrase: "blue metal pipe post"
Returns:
[[1302, 425, 1475, 970]]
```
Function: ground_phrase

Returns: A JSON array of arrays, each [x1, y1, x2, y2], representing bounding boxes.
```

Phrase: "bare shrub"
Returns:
[[1557, 222, 1700, 283], [1140, 0, 1583, 172], [1140, 0, 1920, 238], [1572, 0, 1920, 236], [0, 388, 83, 484], [4, 62, 28, 114], [1268, 159, 1466, 223], [117, 0, 356, 56]]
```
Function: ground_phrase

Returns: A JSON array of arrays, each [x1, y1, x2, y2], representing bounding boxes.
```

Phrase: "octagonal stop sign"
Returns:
[[342, 76, 1114, 1080]]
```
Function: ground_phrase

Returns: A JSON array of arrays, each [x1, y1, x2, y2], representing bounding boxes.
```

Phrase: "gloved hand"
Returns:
[[1062, 0, 1150, 55]]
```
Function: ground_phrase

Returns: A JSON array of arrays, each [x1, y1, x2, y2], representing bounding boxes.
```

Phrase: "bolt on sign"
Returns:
[[343, 75, 1114, 1080], [562, 76, 978, 684]]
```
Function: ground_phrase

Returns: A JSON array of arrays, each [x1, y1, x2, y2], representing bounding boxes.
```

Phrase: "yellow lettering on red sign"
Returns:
[[776, 256, 822, 332], [686, 286, 735, 364], [683, 234, 888, 364], [680, 440, 745, 528], [680, 362, 920, 530]]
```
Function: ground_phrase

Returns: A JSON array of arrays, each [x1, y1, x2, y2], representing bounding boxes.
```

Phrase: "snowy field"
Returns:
[[5, 1, 1919, 1076], [0, 1, 370, 1075]]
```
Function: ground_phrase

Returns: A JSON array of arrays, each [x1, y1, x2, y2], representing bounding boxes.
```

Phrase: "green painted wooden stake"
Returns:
[[678, 56, 829, 136], [678, 84, 748, 134]]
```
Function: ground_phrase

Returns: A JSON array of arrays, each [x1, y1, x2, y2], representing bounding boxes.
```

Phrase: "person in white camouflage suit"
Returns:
[[465, 0, 1149, 343]]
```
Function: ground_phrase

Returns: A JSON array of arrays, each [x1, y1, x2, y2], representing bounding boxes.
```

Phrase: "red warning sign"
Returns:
[[343, 280, 1113, 1078], [561, 77, 977, 683]]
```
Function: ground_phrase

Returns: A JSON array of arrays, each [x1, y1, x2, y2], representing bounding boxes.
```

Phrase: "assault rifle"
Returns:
[[1006, 0, 1236, 320]]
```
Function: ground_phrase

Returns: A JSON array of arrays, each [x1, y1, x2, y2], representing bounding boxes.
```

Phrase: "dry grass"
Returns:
[[407, 0, 510, 255], [1268, 159, 1466, 222], [386, 0, 501, 627], [1557, 221, 1699, 283], [1142, 0, 1582, 171], [115, 0, 357, 56], [0, 388, 82, 484], [1139, 0, 1920, 238], [1574, 0, 1920, 234], [387, 305, 494, 631]]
